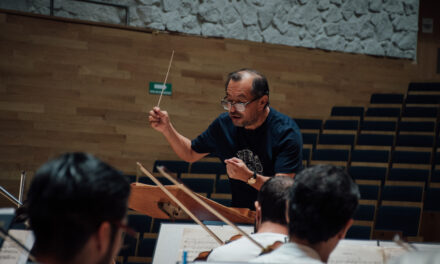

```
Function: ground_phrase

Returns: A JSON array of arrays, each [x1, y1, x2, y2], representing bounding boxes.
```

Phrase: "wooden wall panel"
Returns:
[[0, 9, 439, 207]]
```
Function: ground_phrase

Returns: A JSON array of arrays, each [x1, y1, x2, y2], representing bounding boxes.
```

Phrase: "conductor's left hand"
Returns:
[[224, 157, 252, 183]]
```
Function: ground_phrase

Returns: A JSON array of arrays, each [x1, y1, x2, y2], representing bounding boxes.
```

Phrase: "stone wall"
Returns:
[[1, 0, 419, 59]]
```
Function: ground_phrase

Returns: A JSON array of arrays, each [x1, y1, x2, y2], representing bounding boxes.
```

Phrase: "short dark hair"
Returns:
[[258, 176, 294, 225], [225, 68, 270, 99], [288, 164, 360, 244], [26, 152, 131, 261]]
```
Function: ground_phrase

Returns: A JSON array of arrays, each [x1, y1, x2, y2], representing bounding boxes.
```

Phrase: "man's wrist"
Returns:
[[247, 171, 257, 185]]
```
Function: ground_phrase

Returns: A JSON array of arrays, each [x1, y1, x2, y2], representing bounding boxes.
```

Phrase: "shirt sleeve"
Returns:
[[274, 127, 303, 174], [191, 118, 220, 154]]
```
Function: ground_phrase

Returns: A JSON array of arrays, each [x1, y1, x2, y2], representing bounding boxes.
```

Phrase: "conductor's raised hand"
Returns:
[[148, 107, 170, 133]]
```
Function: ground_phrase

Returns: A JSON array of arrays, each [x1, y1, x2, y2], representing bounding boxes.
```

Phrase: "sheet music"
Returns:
[[0, 229, 34, 264], [329, 244, 384, 264], [177, 225, 253, 262]]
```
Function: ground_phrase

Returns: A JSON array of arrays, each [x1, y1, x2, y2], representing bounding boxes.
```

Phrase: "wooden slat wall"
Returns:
[[0, 9, 439, 207]]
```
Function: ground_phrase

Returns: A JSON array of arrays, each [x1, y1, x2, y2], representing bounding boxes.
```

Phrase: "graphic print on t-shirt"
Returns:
[[236, 149, 263, 174]]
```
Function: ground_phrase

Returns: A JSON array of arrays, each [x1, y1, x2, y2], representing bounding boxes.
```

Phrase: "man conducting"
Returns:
[[149, 68, 302, 209]]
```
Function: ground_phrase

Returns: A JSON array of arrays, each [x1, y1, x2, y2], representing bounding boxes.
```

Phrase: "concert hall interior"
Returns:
[[0, 0, 440, 263]]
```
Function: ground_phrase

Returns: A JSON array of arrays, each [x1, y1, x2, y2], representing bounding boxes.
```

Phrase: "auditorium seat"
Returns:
[[360, 119, 397, 133], [365, 107, 401, 118], [388, 167, 430, 183], [370, 93, 404, 105], [355, 180, 381, 201], [330, 106, 364, 118], [405, 94, 440, 104], [349, 200, 377, 240], [357, 133, 394, 150], [137, 236, 158, 258], [189, 161, 226, 176], [317, 133, 355, 149], [153, 160, 190, 178], [432, 166, 440, 183], [215, 174, 231, 194], [424, 186, 440, 212], [408, 82, 440, 92], [294, 118, 323, 133], [392, 150, 432, 165], [351, 149, 390, 164], [302, 148, 311, 167], [210, 193, 232, 207], [399, 119, 436, 134], [323, 119, 359, 131], [181, 174, 215, 197], [401, 106, 438, 118], [348, 165, 387, 183], [128, 213, 152, 238], [310, 148, 349, 167], [353, 200, 377, 224], [374, 204, 422, 238], [346, 225, 372, 240], [125, 174, 137, 183], [395, 134, 434, 149], [302, 132, 318, 149], [138, 175, 173, 185], [119, 234, 138, 263], [381, 181, 424, 204]]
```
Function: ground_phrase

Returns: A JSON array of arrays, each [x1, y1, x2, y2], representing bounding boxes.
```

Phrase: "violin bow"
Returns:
[[156, 165, 266, 252], [136, 162, 223, 245]]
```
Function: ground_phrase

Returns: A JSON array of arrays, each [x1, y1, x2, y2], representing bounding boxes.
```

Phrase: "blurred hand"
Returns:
[[224, 157, 252, 182]]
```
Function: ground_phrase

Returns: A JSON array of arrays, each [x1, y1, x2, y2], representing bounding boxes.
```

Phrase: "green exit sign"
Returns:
[[149, 82, 172, 95]]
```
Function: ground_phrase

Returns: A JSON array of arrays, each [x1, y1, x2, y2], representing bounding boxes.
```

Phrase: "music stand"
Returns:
[[129, 183, 255, 224]]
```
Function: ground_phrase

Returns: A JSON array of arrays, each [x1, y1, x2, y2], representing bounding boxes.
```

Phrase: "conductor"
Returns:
[[149, 68, 302, 209]]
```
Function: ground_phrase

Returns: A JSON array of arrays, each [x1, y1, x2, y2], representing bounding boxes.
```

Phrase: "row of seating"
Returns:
[[347, 179, 440, 240], [326, 83, 440, 241]]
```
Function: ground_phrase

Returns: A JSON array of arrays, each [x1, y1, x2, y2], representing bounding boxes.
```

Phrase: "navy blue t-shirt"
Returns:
[[191, 107, 303, 209]]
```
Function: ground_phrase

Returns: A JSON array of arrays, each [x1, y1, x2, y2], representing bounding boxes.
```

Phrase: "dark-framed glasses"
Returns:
[[221, 96, 260, 112], [113, 221, 136, 239]]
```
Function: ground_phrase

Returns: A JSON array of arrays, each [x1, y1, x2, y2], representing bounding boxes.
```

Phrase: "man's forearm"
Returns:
[[162, 124, 206, 163], [252, 173, 295, 190]]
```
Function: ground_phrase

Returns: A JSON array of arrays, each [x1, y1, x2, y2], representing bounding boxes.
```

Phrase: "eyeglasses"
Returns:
[[221, 96, 260, 112], [113, 221, 136, 239]]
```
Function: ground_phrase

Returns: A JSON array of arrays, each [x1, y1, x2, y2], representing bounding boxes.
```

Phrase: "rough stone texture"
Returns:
[[384, 0, 405, 14], [273, 5, 290, 34], [198, 2, 221, 23], [225, 20, 246, 40], [325, 23, 339, 37], [181, 15, 201, 35], [345, 38, 362, 53], [240, 5, 258, 26], [257, 3, 276, 30], [369, 0, 383, 13], [4, 0, 420, 60], [247, 25, 263, 42], [222, 6, 239, 25], [323, 6, 343, 23], [164, 11, 182, 32], [163, 0, 180, 12], [201, 23, 224, 38], [353, 0, 369, 16], [371, 12, 394, 42], [330, 0, 342, 7]]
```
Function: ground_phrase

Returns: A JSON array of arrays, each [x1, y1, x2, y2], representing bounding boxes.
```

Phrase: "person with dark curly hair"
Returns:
[[252, 164, 360, 263]]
